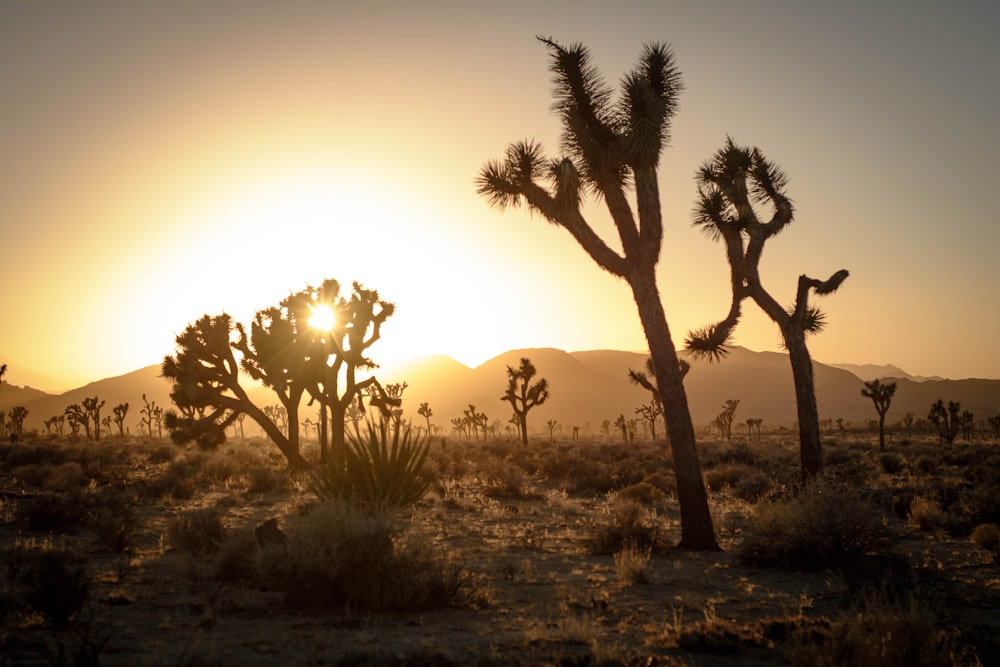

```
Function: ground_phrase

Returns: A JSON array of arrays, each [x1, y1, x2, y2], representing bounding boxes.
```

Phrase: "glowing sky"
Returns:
[[2, 1, 998, 389]]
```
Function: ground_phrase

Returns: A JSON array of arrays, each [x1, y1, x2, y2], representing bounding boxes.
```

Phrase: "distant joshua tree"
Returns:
[[8, 406, 28, 440], [501, 358, 549, 446], [628, 356, 689, 442], [418, 402, 433, 438], [686, 139, 848, 481], [112, 402, 129, 438], [861, 379, 897, 451], [988, 415, 1000, 439], [746, 418, 763, 442], [83, 396, 105, 441], [477, 37, 717, 550], [928, 399, 961, 445], [65, 403, 90, 439], [614, 414, 627, 442], [635, 399, 663, 440], [960, 410, 974, 441], [712, 399, 740, 441]]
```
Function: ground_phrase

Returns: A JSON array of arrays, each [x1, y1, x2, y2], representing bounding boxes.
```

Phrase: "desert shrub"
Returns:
[[908, 496, 948, 532], [613, 544, 651, 586], [617, 481, 665, 505], [541, 453, 617, 496], [245, 466, 287, 495], [704, 464, 754, 492], [168, 508, 226, 556], [313, 421, 431, 512], [213, 528, 259, 583], [738, 480, 893, 568], [587, 496, 659, 555], [44, 462, 88, 493], [481, 458, 532, 499], [878, 453, 904, 475], [147, 442, 177, 464], [19, 549, 90, 632], [718, 441, 757, 466], [734, 472, 773, 503], [961, 482, 1000, 525], [642, 470, 675, 495], [11, 463, 50, 488], [89, 495, 135, 553], [913, 455, 937, 474], [970, 523, 1000, 560], [3, 443, 67, 468], [17, 495, 87, 533], [149, 458, 201, 500], [787, 597, 967, 667], [257, 501, 470, 611], [823, 446, 854, 467]]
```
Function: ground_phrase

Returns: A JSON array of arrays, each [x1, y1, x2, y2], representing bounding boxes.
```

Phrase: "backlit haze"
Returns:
[[2, 1, 998, 391]]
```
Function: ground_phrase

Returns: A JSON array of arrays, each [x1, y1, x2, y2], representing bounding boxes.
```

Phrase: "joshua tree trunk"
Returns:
[[783, 326, 822, 480], [631, 267, 719, 550]]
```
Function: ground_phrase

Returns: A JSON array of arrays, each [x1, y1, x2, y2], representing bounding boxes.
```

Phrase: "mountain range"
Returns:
[[2, 347, 999, 436]]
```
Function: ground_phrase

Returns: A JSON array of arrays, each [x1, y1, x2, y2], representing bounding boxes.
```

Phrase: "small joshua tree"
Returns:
[[65, 403, 90, 440], [501, 358, 549, 446], [112, 403, 129, 438], [636, 399, 663, 440], [82, 396, 105, 441], [928, 400, 961, 445], [8, 406, 28, 440], [546, 419, 558, 443], [861, 379, 897, 451], [140, 394, 157, 438], [713, 399, 739, 441], [417, 402, 433, 437], [961, 410, 975, 441]]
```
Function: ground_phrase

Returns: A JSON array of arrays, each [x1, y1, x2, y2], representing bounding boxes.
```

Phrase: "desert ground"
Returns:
[[1, 427, 998, 666]]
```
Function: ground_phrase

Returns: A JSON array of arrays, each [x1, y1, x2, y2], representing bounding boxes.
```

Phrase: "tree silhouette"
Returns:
[[635, 399, 662, 440], [628, 356, 689, 443], [501, 357, 549, 446], [477, 38, 717, 549], [82, 396, 105, 441], [686, 138, 848, 481], [861, 379, 896, 451], [614, 414, 627, 442], [418, 402, 433, 437], [8, 406, 28, 439], [546, 419, 558, 443], [162, 313, 309, 469], [928, 399, 960, 445], [713, 399, 739, 441], [111, 403, 128, 438], [287, 280, 395, 465], [64, 403, 90, 439]]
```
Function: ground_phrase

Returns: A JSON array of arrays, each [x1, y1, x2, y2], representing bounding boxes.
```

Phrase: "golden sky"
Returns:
[[2, 1, 998, 389]]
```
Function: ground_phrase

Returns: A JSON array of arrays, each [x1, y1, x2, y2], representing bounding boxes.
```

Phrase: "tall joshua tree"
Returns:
[[861, 379, 896, 451], [686, 138, 848, 481], [501, 357, 549, 446], [477, 37, 718, 550]]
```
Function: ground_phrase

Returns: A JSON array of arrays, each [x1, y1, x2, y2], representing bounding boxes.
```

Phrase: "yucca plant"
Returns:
[[313, 419, 431, 512]]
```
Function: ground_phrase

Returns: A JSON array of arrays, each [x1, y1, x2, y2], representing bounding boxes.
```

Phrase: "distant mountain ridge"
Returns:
[[3, 348, 998, 435], [827, 362, 944, 383]]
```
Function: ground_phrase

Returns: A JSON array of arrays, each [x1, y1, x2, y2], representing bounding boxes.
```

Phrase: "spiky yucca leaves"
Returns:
[[313, 420, 432, 513]]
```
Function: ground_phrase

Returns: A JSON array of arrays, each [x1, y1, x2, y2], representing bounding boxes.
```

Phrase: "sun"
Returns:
[[308, 304, 336, 331]]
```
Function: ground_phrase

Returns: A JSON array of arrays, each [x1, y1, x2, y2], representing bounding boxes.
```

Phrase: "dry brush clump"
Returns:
[[254, 501, 474, 612], [738, 479, 894, 568]]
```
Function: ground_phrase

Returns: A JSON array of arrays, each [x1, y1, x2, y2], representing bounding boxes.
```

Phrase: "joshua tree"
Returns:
[[501, 357, 549, 446], [636, 399, 662, 440], [861, 379, 897, 451], [628, 356, 690, 442], [111, 403, 129, 438], [988, 415, 1000, 438], [928, 399, 961, 445], [477, 38, 716, 549], [614, 414, 627, 442], [686, 138, 848, 481], [82, 396, 105, 441], [713, 399, 739, 441], [8, 406, 28, 439], [417, 402, 433, 437], [162, 313, 309, 469], [140, 394, 156, 438], [65, 403, 90, 439], [902, 412, 915, 438], [961, 410, 974, 441], [546, 419, 558, 442]]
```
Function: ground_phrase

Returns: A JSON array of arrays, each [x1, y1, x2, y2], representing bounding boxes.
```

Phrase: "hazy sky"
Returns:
[[2, 1, 998, 389]]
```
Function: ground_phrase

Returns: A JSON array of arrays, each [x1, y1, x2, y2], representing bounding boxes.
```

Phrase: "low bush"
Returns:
[[587, 496, 659, 555], [878, 453, 904, 475], [257, 501, 471, 611], [908, 496, 948, 532], [970, 523, 1000, 560], [613, 544, 651, 586], [168, 508, 226, 556], [738, 480, 893, 568]]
